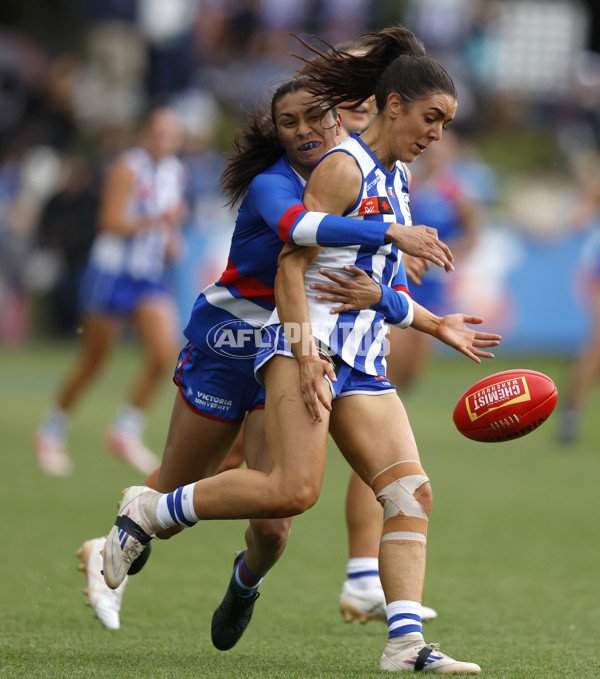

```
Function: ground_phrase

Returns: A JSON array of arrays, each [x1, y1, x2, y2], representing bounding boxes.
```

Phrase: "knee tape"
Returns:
[[371, 460, 430, 545]]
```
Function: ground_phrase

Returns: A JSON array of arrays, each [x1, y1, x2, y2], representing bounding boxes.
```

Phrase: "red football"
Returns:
[[453, 369, 558, 443]]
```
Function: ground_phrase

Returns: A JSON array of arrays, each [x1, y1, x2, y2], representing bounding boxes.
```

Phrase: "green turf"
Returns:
[[1, 342, 598, 678]]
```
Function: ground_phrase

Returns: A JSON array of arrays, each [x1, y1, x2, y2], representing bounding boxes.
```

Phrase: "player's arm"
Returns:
[[310, 261, 414, 327], [274, 153, 360, 420], [410, 301, 501, 363], [98, 160, 152, 235], [249, 169, 453, 270], [275, 243, 334, 423]]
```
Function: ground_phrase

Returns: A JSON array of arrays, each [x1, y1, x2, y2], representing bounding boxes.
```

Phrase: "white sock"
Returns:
[[346, 557, 381, 590]]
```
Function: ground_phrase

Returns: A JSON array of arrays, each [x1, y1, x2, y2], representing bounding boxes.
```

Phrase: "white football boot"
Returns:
[[103, 486, 161, 589], [380, 640, 481, 674], [420, 605, 438, 623], [104, 429, 159, 475], [340, 581, 438, 623], [77, 537, 127, 630], [33, 431, 73, 477], [340, 580, 387, 622]]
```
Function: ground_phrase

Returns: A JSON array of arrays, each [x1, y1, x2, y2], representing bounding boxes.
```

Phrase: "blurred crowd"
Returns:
[[1, 0, 600, 347]]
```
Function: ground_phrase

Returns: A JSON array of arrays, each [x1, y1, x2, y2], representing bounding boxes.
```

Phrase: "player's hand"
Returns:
[[310, 265, 382, 313], [435, 314, 502, 363], [403, 254, 428, 286], [297, 353, 335, 422], [387, 223, 454, 272]]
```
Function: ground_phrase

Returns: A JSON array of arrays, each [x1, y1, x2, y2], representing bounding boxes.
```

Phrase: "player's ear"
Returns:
[[335, 111, 343, 138], [387, 92, 403, 118]]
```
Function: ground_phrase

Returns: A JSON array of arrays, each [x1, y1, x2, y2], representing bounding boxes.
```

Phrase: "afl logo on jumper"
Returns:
[[358, 196, 394, 216]]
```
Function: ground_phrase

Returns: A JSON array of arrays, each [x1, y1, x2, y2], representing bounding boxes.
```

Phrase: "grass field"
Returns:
[[1, 341, 599, 678]]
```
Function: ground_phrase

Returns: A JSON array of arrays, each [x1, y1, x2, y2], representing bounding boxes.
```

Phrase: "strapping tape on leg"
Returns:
[[371, 460, 429, 545]]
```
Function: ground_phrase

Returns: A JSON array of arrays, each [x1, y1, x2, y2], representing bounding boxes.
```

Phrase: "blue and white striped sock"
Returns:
[[387, 600, 423, 640], [156, 484, 198, 528], [232, 553, 265, 598], [346, 557, 381, 590]]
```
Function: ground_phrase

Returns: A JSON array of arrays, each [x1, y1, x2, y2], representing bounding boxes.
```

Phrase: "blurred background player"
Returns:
[[34, 104, 187, 477], [558, 161, 600, 443]]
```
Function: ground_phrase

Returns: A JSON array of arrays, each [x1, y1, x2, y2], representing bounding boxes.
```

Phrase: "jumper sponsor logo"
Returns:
[[207, 319, 275, 359], [366, 176, 379, 191], [466, 377, 531, 422], [195, 391, 233, 411], [358, 196, 394, 216]]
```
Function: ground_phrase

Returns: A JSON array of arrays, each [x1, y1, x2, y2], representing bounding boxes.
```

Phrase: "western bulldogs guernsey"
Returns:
[[184, 152, 408, 377], [86, 148, 185, 282], [259, 133, 415, 377]]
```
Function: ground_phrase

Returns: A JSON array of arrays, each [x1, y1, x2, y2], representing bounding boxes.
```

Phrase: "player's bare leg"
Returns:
[[559, 282, 600, 443], [330, 393, 479, 674], [103, 355, 330, 587], [35, 314, 119, 476]]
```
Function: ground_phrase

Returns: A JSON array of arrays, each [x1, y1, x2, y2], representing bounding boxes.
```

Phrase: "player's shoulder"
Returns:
[[315, 144, 362, 187], [250, 157, 300, 195]]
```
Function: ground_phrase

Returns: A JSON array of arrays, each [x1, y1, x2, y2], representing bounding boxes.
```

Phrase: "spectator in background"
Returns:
[[34, 104, 187, 477], [0, 144, 63, 347], [34, 156, 98, 335]]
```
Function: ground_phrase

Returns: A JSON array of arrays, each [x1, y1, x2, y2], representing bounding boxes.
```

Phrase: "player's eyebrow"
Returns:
[[429, 106, 454, 125]]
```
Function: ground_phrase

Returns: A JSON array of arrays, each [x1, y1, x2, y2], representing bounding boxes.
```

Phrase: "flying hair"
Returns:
[[294, 25, 455, 113]]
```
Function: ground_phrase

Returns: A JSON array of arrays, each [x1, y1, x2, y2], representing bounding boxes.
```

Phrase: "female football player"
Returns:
[[35, 105, 186, 477], [102, 26, 500, 673]]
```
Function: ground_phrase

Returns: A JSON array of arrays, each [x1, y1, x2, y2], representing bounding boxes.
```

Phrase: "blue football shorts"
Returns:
[[79, 265, 170, 316], [255, 325, 396, 400], [174, 341, 265, 423]]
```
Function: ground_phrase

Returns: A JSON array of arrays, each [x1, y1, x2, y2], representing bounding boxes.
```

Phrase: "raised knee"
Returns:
[[273, 483, 320, 516]]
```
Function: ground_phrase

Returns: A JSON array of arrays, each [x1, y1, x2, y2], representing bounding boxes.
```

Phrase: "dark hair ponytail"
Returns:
[[295, 25, 455, 112], [221, 77, 313, 206]]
